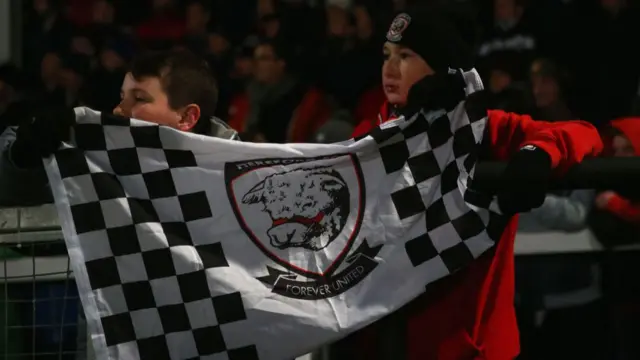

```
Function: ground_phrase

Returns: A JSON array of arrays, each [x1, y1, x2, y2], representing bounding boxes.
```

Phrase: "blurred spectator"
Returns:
[[32, 51, 67, 109], [529, 58, 573, 121], [0, 65, 33, 129], [226, 39, 331, 143], [482, 52, 531, 114], [311, 109, 355, 143], [353, 85, 385, 126], [589, 117, 640, 360], [517, 184, 603, 360], [22, 0, 74, 72], [58, 54, 91, 108], [86, 37, 133, 112], [591, 118, 640, 233], [477, 0, 537, 82], [185, 0, 211, 38], [136, 0, 185, 45], [318, 4, 380, 109], [568, 0, 640, 123]]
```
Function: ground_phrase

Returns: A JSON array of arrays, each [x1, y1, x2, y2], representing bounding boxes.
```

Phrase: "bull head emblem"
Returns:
[[242, 167, 350, 251]]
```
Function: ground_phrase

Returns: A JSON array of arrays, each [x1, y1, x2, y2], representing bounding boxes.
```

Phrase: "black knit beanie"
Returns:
[[385, 4, 475, 72]]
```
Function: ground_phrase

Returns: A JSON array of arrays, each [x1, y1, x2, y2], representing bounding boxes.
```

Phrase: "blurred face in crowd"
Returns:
[[233, 55, 254, 79], [494, 0, 522, 24], [326, 6, 350, 37], [100, 49, 125, 71], [41, 52, 61, 83], [92, 0, 115, 24], [261, 17, 281, 39], [114, 73, 200, 131], [186, 3, 210, 33], [489, 69, 512, 94], [612, 135, 635, 157], [353, 6, 373, 40], [382, 42, 434, 106], [59, 68, 83, 90], [253, 44, 285, 84], [33, 0, 50, 15], [531, 74, 560, 108], [153, 0, 173, 11], [601, 0, 625, 13], [208, 33, 230, 56]]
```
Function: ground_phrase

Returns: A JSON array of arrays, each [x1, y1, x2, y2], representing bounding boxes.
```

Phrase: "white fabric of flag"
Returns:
[[44, 69, 505, 360]]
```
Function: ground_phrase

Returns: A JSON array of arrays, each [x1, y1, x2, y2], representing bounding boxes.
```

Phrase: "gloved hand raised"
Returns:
[[399, 70, 467, 117], [496, 145, 553, 215], [10, 107, 76, 168]]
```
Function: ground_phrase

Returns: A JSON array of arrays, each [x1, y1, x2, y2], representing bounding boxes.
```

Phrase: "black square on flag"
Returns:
[[440, 162, 460, 195], [122, 281, 156, 311], [391, 185, 426, 220], [451, 211, 485, 240], [427, 114, 454, 149], [162, 222, 193, 247], [165, 149, 198, 168], [158, 304, 191, 333], [56, 149, 90, 179], [100, 112, 131, 127], [142, 249, 176, 280], [91, 172, 126, 200], [440, 242, 474, 273], [179, 192, 213, 222], [131, 125, 163, 149], [108, 148, 142, 175], [452, 124, 477, 158], [424, 198, 451, 231], [137, 335, 172, 360], [177, 270, 211, 303], [379, 141, 410, 174], [75, 123, 106, 151], [196, 243, 229, 269], [193, 325, 226, 355], [143, 169, 177, 199], [128, 198, 160, 224], [228, 345, 260, 360], [107, 225, 141, 256], [212, 292, 247, 324], [85, 257, 121, 289], [407, 151, 441, 183], [405, 232, 438, 267], [71, 202, 105, 234], [101, 312, 136, 346]]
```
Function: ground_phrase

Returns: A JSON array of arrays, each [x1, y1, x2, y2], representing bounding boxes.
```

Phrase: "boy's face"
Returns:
[[612, 134, 635, 157], [114, 72, 199, 131], [382, 42, 434, 106]]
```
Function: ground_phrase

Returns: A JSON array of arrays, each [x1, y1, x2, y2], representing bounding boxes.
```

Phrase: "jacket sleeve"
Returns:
[[525, 190, 595, 231], [485, 110, 603, 171], [0, 127, 53, 206], [602, 194, 640, 223]]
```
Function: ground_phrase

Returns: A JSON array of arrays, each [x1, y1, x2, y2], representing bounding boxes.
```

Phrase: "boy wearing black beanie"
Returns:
[[346, 4, 604, 360]]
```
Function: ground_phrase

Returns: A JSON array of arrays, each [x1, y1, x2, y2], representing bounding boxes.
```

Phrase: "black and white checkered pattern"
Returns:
[[46, 69, 507, 360], [55, 113, 257, 360], [345, 71, 506, 276]]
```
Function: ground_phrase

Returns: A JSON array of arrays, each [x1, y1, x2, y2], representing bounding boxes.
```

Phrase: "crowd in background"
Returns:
[[2, 0, 640, 359]]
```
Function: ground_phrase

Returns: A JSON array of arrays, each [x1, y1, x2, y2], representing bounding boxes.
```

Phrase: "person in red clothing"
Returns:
[[594, 118, 640, 222], [332, 5, 603, 360]]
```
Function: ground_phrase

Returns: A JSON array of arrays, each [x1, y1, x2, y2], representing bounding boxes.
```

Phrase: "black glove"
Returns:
[[496, 145, 552, 215], [399, 70, 467, 117], [10, 107, 76, 168]]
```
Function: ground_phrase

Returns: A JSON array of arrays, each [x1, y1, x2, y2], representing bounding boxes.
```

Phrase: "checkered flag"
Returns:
[[44, 69, 507, 360]]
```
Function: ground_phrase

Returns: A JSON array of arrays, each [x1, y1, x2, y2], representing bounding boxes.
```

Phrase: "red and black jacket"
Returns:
[[347, 100, 602, 360]]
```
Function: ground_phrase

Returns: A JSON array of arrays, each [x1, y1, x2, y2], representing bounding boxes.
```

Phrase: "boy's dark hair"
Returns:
[[130, 50, 218, 123]]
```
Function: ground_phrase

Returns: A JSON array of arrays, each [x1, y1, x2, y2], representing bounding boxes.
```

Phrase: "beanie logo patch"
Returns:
[[387, 13, 411, 42]]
